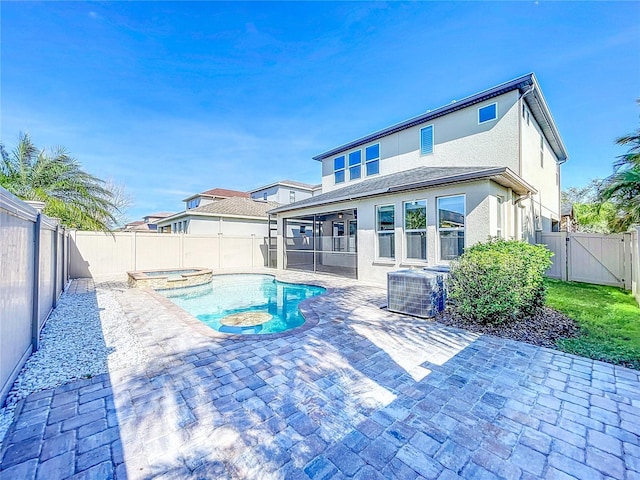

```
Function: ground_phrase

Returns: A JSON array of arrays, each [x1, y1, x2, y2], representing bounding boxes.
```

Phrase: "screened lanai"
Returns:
[[283, 209, 357, 279]]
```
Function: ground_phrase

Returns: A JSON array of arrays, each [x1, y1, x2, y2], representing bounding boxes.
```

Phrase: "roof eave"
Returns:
[[313, 73, 536, 162]]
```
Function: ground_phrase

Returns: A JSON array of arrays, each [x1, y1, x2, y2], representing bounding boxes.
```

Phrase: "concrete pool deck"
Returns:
[[1, 271, 639, 479]]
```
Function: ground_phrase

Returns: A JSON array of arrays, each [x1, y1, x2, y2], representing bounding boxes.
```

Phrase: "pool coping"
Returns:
[[143, 272, 338, 340]]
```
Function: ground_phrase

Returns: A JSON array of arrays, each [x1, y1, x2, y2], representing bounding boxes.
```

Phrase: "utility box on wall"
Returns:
[[387, 269, 446, 318]]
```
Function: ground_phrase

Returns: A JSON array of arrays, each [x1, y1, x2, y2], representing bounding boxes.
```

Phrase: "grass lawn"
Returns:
[[545, 279, 640, 370]]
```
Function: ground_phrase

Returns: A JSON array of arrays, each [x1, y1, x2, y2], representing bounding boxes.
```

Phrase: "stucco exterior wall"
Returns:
[[520, 100, 561, 231], [251, 185, 314, 204], [321, 91, 521, 193], [159, 216, 269, 236], [278, 179, 524, 285]]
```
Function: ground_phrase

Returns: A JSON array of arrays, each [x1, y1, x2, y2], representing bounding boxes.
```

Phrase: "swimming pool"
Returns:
[[159, 274, 325, 334]]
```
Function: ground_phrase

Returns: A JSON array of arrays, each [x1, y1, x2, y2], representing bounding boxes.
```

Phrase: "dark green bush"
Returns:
[[447, 239, 553, 324]]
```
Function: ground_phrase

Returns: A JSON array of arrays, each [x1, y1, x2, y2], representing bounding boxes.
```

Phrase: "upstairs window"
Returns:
[[349, 150, 362, 180], [263, 192, 267, 201], [478, 103, 497, 124], [365, 144, 380, 176], [420, 125, 434, 155], [187, 198, 200, 209], [289, 190, 295, 203], [334, 155, 345, 184]]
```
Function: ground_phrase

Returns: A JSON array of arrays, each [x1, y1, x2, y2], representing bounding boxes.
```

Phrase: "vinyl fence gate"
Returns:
[[541, 231, 634, 289]]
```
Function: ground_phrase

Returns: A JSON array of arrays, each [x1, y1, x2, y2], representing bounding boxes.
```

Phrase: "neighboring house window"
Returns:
[[540, 136, 544, 168], [420, 125, 434, 155], [404, 200, 427, 261], [187, 198, 200, 209], [263, 192, 267, 201], [365, 144, 380, 176], [376, 205, 395, 259], [496, 196, 503, 239], [289, 190, 295, 203], [478, 103, 497, 124], [349, 150, 362, 180], [334, 155, 345, 184], [438, 195, 465, 260]]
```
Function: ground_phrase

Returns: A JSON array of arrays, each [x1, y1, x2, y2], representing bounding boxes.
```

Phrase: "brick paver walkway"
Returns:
[[1, 272, 639, 479]]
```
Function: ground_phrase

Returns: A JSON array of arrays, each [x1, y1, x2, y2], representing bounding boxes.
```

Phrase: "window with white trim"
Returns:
[[334, 155, 345, 184], [478, 103, 497, 124], [289, 190, 295, 203], [349, 150, 362, 180], [263, 192, 267, 201], [437, 195, 465, 260], [404, 200, 427, 261], [420, 125, 434, 155], [365, 144, 380, 176], [376, 204, 395, 259]]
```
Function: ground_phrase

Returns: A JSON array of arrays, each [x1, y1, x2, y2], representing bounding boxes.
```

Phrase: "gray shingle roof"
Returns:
[[248, 179, 317, 193], [269, 166, 534, 214], [190, 197, 280, 218]]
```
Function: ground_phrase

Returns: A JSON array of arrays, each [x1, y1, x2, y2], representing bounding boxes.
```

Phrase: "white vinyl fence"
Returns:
[[70, 231, 272, 278], [0, 188, 70, 406], [541, 229, 640, 303]]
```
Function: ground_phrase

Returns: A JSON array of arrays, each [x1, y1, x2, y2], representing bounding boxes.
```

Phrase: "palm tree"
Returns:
[[0, 133, 118, 231], [599, 122, 640, 232]]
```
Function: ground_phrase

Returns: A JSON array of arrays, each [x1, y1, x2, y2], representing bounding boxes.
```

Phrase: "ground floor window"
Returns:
[[404, 200, 427, 260], [438, 195, 465, 260], [377, 204, 395, 259]]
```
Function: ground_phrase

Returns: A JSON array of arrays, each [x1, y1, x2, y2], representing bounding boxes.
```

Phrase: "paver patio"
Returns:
[[1, 271, 639, 479]]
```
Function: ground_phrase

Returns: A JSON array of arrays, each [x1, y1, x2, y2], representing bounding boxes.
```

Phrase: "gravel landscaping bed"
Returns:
[[0, 282, 147, 449], [435, 306, 580, 348]]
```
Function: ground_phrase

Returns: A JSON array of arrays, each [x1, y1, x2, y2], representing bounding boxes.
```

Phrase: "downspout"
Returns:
[[514, 192, 531, 241]]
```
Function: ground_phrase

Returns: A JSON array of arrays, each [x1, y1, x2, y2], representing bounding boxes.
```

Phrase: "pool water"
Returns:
[[160, 274, 325, 334]]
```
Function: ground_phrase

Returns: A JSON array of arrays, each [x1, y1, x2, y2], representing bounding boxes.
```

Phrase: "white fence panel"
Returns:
[[568, 233, 625, 287], [540, 232, 567, 280]]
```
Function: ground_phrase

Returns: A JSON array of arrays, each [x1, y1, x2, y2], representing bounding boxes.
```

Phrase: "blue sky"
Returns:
[[2, 2, 639, 222]]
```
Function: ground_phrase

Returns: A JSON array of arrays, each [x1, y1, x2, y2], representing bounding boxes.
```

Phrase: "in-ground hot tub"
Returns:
[[127, 268, 213, 290]]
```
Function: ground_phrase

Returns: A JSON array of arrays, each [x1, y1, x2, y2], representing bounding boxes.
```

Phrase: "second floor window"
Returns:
[[420, 125, 434, 155], [349, 150, 362, 180], [289, 190, 295, 203], [478, 103, 497, 124], [187, 198, 200, 209], [334, 155, 345, 184], [365, 144, 380, 176]]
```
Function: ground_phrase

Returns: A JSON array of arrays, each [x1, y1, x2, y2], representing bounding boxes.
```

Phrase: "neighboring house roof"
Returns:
[[269, 166, 536, 214], [183, 188, 249, 202], [145, 212, 174, 219], [561, 203, 574, 217], [160, 197, 280, 223], [248, 180, 317, 193], [313, 73, 568, 163]]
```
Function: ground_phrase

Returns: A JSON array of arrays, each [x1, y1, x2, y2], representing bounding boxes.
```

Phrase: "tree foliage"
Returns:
[[598, 106, 640, 232], [0, 133, 123, 231]]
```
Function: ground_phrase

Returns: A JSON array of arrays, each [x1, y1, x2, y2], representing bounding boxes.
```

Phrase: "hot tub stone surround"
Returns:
[[127, 268, 213, 290]]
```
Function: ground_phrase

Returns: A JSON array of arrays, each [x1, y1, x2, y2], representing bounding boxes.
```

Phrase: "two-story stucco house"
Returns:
[[270, 73, 568, 283], [249, 180, 319, 205]]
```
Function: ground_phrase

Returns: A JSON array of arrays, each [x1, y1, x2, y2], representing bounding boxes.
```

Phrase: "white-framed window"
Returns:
[[187, 198, 200, 209], [263, 192, 267, 201], [376, 204, 395, 259], [420, 125, 434, 155], [289, 190, 295, 203], [334, 155, 345, 184], [349, 150, 362, 180], [365, 144, 380, 176], [437, 195, 465, 261], [478, 103, 497, 124], [404, 200, 427, 261], [496, 196, 504, 239]]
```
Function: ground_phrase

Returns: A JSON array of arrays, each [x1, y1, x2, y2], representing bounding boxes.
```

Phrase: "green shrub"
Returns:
[[447, 239, 553, 324]]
